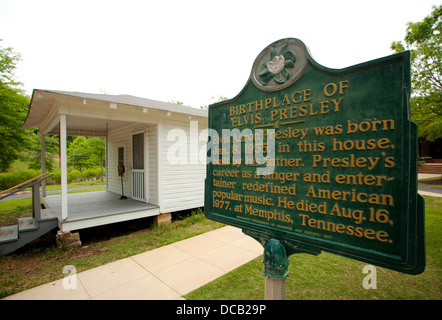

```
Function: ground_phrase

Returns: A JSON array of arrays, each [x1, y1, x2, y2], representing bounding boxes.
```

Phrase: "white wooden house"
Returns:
[[23, 90, 208, 233]]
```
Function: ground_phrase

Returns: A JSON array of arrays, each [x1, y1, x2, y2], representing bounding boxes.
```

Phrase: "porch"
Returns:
[[43, 191, 159, 232], [23, 90, 207, 234]]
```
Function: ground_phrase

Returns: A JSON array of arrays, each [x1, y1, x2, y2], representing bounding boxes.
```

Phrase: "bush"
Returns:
[[68, 170, 81, 181], [0, 168, 106, 191], [0, 169, 41, 191], [46, 171, 60, 185], [81, 168, 104, 181], [48, 168, 105, 185]]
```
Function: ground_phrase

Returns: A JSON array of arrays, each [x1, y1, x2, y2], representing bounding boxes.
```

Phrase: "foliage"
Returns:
[[0, 167, 106, 191], [45, 168, 106, 185], [67, 136, 105, 171], [200, 95, 229, 110], [168, 100, 184, 105], [24, 133, 59, 171], [0, 169, 40, 191], [0, 40, 21, 86], [0, 85, 30, 171], [391, 5, 442, 141], [0, 40, 31, 171]]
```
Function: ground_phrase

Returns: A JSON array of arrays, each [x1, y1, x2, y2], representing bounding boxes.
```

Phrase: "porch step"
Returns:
[[0, 225, 19, 244], [418, 163, 442, 174], [0, 216, 58, 256], [18, 217, 38, 232], [0, 173, 57, 256]]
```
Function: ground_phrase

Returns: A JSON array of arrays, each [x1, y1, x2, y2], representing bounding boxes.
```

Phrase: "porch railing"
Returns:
[[0, 173, 54, 221], [0, 173, 57, 257], [132, 170, 145, 201]]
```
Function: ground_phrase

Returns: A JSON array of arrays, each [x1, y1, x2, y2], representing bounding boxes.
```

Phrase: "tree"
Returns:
[[67, 136, 105, 171], [200, 95, 229, 110], [391, 5, 442, 141], [25, 132, 59, 171], [168, 100, 184, 105], [0, 40, 30, 171], [0, 40, 21, 86]]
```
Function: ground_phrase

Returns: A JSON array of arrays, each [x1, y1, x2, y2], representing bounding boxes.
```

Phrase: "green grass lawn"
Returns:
[[185, 196, 442, 300]]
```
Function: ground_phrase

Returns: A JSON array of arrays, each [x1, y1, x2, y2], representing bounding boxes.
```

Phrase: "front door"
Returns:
[[132, 132, 145, 201]]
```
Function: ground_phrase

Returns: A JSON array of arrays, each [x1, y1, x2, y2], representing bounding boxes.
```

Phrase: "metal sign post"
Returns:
[[263, 239, 289, 300]]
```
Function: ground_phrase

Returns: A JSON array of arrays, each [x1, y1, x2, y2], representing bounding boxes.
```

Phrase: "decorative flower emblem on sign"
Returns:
[[251, 38, 308, 91], [258, 44, 296, 85]]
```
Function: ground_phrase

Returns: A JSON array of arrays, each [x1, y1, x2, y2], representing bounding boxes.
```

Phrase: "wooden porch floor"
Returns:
[[42, 191, 160, 232]]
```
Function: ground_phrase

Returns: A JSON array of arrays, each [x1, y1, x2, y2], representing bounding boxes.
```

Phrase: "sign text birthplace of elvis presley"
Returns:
[[205, 38, 425, 275]]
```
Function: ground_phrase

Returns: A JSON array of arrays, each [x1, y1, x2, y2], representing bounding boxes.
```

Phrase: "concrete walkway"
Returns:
[[3, 226, 263, 300], [419, 185, 442, 197]]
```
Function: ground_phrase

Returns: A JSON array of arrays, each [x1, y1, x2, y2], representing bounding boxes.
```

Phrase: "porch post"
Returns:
[[157, 119, 163, 209], [60, 114, 68, 221], [41, 133, 46, 197]]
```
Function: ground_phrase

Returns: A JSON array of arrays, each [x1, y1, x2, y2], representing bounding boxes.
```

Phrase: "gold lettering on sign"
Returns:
[[212, 79, 399, 245]]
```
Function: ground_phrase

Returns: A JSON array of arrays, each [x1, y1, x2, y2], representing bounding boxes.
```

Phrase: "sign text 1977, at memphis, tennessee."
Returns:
[[204, 38, 425, 275]]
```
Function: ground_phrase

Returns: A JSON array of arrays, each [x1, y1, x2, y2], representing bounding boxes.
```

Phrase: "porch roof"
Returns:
[[23, 89, 208, 136]]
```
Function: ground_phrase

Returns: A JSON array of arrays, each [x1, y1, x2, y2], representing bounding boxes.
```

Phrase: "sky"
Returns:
[[0, 0, 439, 109]]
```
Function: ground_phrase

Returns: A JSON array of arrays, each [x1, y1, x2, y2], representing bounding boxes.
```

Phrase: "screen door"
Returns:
[[132, 132, 145, 201]]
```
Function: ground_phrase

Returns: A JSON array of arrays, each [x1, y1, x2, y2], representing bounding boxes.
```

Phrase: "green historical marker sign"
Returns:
[[205, 38, 425, 275]]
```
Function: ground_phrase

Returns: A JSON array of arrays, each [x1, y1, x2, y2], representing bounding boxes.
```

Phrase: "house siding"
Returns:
[[159, 118, 207, 213], [107, 125, 132, 197], [107, 123, 158, 204], [106, 116, 207, 213]]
